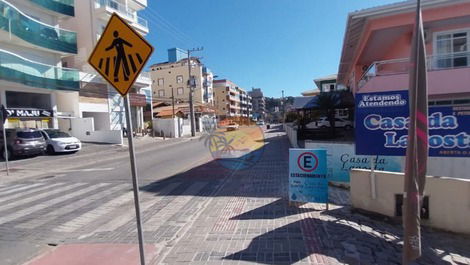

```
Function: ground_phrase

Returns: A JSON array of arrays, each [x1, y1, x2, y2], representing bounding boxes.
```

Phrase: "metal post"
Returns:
[[370, 155, 377, 199], [123, 95, 146, 265], [2, 124, 9, 176]]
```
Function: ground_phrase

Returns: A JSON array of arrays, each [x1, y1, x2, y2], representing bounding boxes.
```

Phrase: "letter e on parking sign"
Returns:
[[289, 149, 328, 203]]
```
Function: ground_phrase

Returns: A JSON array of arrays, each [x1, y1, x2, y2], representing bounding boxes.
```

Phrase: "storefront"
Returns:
[[2, 90, 56, 129], [129, 93, 146, 131]]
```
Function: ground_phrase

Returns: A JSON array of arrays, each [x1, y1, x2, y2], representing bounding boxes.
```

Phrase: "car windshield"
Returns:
[[46, 131, 71, 138], [17, 131, 43, 139]]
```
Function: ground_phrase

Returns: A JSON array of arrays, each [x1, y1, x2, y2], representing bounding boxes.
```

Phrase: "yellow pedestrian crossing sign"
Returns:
[[88, 13, 154, 96]]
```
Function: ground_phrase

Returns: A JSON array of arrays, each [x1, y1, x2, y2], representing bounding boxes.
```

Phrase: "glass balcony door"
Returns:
[[434, 30, 469, 69]]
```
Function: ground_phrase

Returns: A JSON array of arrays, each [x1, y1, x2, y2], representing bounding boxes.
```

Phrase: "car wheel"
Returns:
[[47, 145, 56, 155], [344, 125, 352, 130], [1, 148, 12, 161]]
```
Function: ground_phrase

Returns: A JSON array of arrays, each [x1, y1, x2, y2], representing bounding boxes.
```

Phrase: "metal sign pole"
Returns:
[[124, 94, 146, 265], [1, 108, 9, 176]]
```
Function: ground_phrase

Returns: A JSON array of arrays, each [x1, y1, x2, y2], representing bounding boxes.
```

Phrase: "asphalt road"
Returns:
[[1, 136, 212, 184]]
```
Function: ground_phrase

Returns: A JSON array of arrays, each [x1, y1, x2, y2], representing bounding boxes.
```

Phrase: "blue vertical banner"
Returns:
[[289, 149, 328, 203]]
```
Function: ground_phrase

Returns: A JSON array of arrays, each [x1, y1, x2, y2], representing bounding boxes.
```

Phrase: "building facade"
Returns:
[[62, 0, 151, 135], [0, 0, 79, 131], [213, 79, 252, 120], [337, 0, 470, 106], [149, 48, 214, 111], [248, 88, 265, 121]]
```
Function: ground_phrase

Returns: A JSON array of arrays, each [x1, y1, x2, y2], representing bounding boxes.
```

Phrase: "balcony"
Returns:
[[0, 0, 77, 54], [29, 0, 75, 17], [0, 49, 79, 91], [358, 52, 470, 97], [95, 0, 148, 33]]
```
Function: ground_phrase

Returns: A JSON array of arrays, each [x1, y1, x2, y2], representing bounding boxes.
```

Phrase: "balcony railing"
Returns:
[[95, 0, 148, 30], [29, 0, 75, 16], [0, 49, 79, 91], [0, 0, 77, 54], [359, 52, 470, 88]]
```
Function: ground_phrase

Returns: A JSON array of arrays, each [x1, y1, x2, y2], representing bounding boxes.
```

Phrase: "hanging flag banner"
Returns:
[[289, 149, 328, 203], [355, 90, 470, 157]]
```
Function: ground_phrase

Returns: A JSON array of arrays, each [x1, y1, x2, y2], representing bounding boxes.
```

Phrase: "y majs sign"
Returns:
[[355, 90, 470, 157]]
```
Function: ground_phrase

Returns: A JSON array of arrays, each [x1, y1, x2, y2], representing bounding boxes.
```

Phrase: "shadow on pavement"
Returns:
[[229, 198, 317, 220]]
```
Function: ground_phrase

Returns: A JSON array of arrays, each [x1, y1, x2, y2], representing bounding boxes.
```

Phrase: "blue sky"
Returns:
[[141, 0, 400, 98]]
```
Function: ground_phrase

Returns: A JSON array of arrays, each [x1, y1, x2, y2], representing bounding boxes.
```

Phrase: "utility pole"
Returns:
[[171, 85, 175, 118], [187, 47, 203, 137], [281, 90, 285, 123]]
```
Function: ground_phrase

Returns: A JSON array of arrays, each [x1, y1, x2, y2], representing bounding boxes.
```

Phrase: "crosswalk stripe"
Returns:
[[0, 183, 64, 204], [54, 186, 135, 233], [0, 183, 92, 225], [0, 183, 85, 213], [15, 183, 117, 229], [143, 182, 207, 230], [0, 183, 46, 197], [0, 183, 26, 192], [93, 182, 181, 233]]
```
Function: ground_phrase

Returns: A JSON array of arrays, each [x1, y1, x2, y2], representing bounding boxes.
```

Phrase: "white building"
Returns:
[[61, 0, 152, 142], [0, 0, 79, 131]]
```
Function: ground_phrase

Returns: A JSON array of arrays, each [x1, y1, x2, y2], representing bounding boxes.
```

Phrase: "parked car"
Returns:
[[40, 129, 81, 154], [306, 117, 353, 129], [256, 120, 265, 126], [0, 128, 47, 160], [226, 122, 239, 131]]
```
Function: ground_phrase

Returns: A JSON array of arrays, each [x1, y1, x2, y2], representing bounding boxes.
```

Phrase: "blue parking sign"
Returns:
[[289, 149, 328, 203]]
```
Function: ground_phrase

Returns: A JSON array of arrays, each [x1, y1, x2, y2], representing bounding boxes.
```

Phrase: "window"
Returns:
[[158, 90, 165, 97], [157, 78, 164, 86], [434, 30, 469, 69], [176, 75, 183, 83], [177, 87, 184, 95]]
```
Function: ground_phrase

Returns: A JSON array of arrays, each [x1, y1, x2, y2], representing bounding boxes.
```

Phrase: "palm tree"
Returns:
[[316, 91, 340, 137]]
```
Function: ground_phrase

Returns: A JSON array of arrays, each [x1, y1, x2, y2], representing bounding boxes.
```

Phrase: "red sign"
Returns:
[[129, 93, 147, 107], [297, 152, 319, 172]]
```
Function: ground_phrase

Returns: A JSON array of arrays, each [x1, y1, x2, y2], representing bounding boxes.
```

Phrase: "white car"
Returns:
[[306, 117, 353, 129], [256, 120, 265, 126], [40, 129, 82, 154]]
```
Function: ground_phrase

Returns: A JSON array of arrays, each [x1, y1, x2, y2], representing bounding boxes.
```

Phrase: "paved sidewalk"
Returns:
[[12, 126, 470, 264]]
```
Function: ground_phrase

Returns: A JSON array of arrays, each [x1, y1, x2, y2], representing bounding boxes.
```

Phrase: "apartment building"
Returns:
[[213, 79, 252, 120], [62, 0, 151, 135], [249, 88, 265, 121], [0, 0, 79, 131], [338, 0, 470, 106], [149, 48, 214, 110]]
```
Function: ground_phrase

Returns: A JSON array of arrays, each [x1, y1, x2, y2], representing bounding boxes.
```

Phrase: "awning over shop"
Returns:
[[291, 91, 355, 110]]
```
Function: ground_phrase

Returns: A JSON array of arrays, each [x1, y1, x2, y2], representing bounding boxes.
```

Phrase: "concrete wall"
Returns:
[[152, 118, 191, 138], [350, 169, 470, 234], [70, 118, 123, 144], [284, 123, 298, 148]]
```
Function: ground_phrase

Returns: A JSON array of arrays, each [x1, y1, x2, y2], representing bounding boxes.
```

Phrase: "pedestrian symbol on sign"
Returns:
[[88, 13, 153, 96]]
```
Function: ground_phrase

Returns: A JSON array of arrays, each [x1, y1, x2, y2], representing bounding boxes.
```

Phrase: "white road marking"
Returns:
[[93, 182, 181, 233], [15, 183, 118, 229], [143, 182, 207, 231], [0, 183, 46, 197], [0, 183, 92, 225], [0, 183, 85, 212], [0, 183, 64, 204], [54, 187, 136, 233], [58, 168, 115, 173]]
